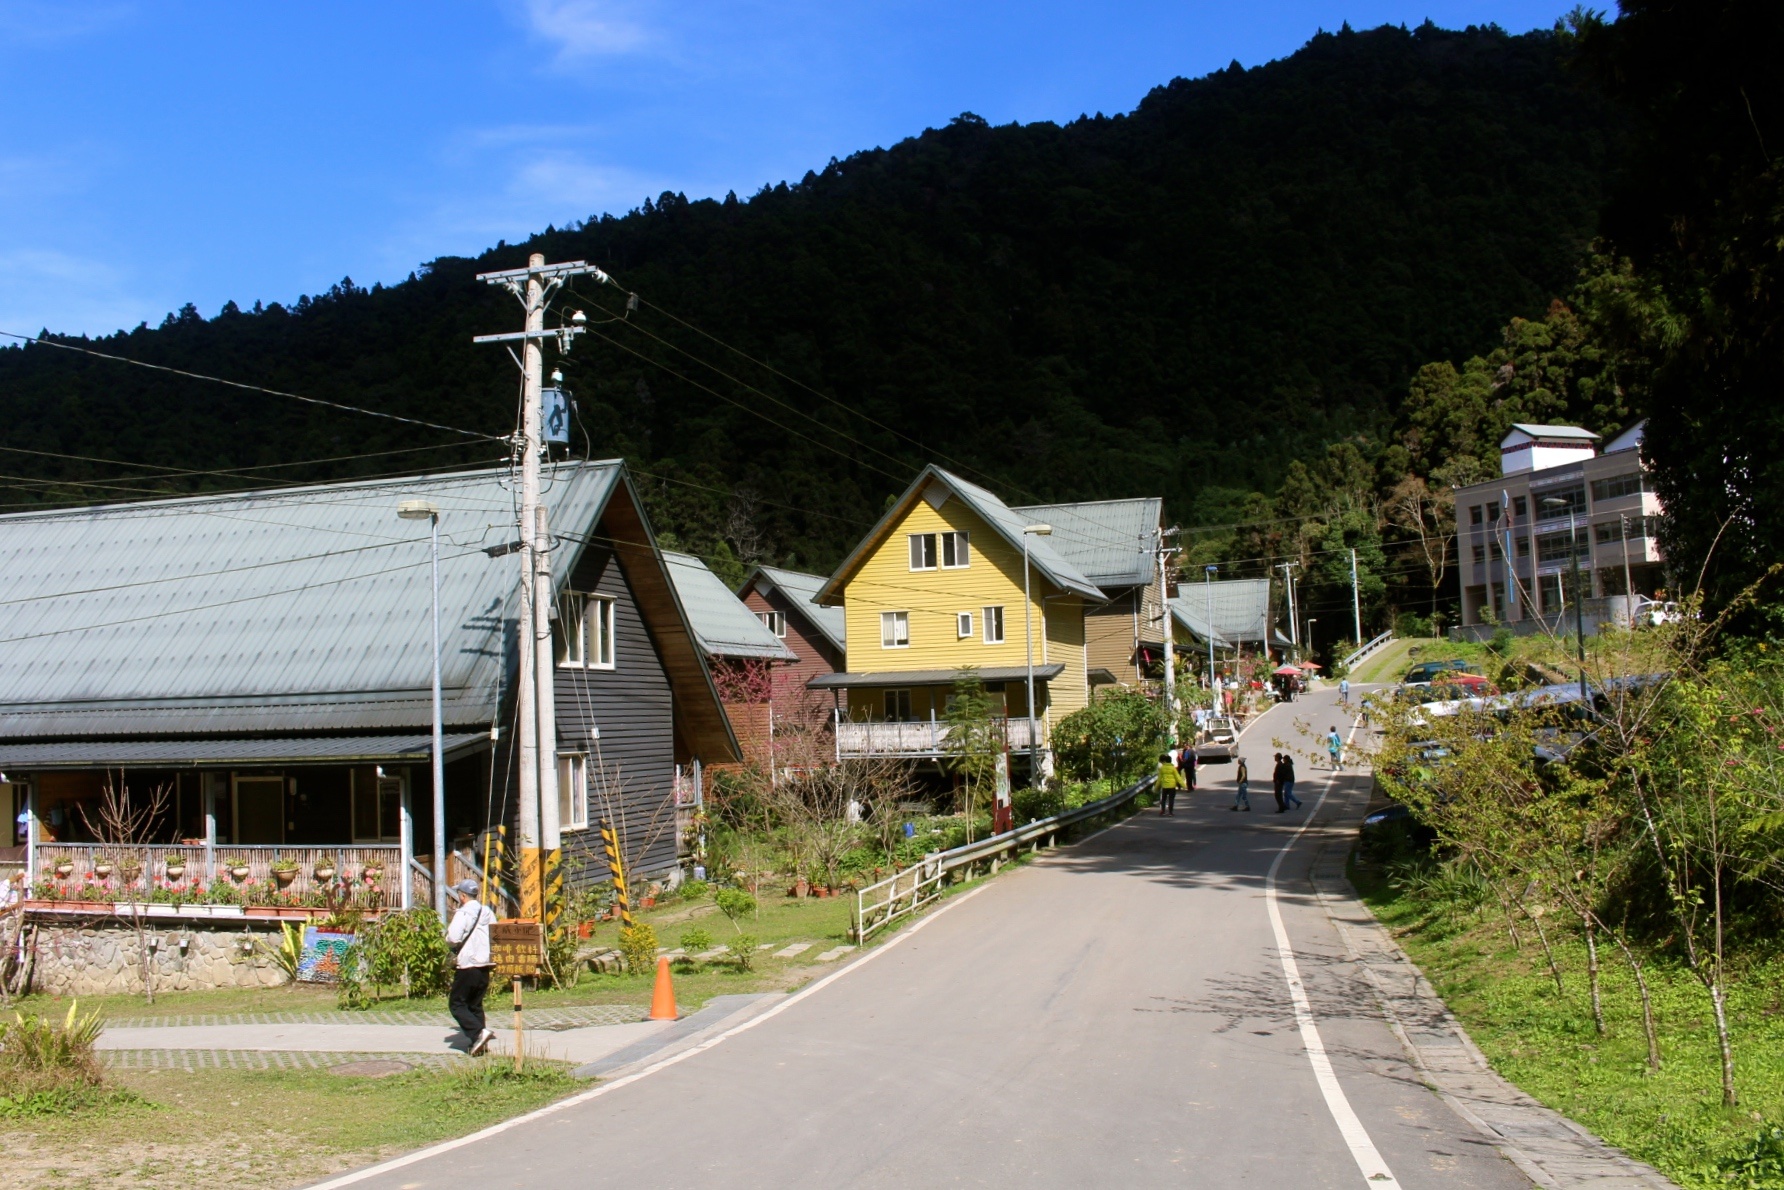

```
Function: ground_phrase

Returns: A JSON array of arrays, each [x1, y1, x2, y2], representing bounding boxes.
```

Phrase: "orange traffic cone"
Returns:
[[648, 954, 679, 1020]]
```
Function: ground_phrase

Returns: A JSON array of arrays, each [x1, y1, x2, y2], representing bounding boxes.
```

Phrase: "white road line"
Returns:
[[1264, 714, 1401, 1189], [305, 882, 993, 1190]]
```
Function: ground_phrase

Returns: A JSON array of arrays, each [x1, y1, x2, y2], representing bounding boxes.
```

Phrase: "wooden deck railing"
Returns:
[[32, 842, 403, 908], [834, 716, 1040, 758]]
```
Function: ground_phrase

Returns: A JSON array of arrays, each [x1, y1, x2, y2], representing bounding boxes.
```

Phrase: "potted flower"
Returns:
[[53, 858, 75, 879], [269, 857, 299, 887], [93, 857, 115, 879], [118, 856, 143, 882], [164, 857, 187, 881], [223, 856, 252, 881], [360, 861, 384, 882], [312, 855, 338, 882]]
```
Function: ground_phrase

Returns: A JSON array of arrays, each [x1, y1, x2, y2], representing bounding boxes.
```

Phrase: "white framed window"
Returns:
[[940, 530, 970, 568], [982, 605, 1005, 644], [880, 610, 910, 648], [956, 611, 974, 638], [884, 689, 913, 722], [557, 752, 588, 831], [558, 593, 616, 668], [759, 610, 787, 638], [909, 533, 937, 570]]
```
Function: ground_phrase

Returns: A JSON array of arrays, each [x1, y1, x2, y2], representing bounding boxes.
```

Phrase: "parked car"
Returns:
[[1403, 658, 1480, 685], [1632, 597, 1683, 627]]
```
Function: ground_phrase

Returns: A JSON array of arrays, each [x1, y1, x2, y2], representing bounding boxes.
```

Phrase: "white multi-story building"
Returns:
[[1454, 421, 1665, 636]]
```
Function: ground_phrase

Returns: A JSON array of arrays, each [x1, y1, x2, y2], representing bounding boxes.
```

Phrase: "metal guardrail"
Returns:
[[1339, 630, 1395, 674], [852, 774, 1156, 942]]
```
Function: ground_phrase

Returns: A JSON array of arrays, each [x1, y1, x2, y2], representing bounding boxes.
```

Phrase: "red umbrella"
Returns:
[[1298, 661, 1323, 670], [1273, 665, 1302, 676]]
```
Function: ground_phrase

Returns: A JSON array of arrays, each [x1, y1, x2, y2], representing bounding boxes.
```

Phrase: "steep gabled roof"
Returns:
[[663, 551, 796, 661], [0, 461, 739, 761], [816, 466, 1103, 605], [740, 565, 847, 654], [1009, 497, 1160, 589], [1168, 597, 1233, 650], [1504, 424, 1600, 443]]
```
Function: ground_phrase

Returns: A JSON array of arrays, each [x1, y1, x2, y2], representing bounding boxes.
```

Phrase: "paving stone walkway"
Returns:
[[103, 1004, 645, 1029], [102, 1049, 467, 1071]]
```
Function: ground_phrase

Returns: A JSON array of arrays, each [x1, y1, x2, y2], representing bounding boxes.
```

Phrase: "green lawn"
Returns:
[[1353, 858, 1784, 1188], [1349, 637, 1433, 684]]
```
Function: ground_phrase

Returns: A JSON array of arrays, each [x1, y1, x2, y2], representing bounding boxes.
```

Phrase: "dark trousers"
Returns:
[[1160, 789, 1178, 815], [449, 965, 492, 1038], [1273, 783, 1286, 812]]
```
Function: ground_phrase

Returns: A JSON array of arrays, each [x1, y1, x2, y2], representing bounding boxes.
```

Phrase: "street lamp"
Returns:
[[399, 499, 447, 923], [1204, 565, 1219, 717], [1022, 524, 1052, 782], [1542, 496, 1590, 707]]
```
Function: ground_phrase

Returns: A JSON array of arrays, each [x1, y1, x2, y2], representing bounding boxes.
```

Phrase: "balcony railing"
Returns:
[[30, 842, 404, 910], [834, 716, 1040, 759]]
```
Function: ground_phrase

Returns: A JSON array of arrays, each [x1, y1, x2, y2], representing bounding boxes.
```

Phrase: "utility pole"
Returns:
[[475, 253, 600, 923], [1620, 513, 1635, 627], [1155, 526, 1179, 740], [1204, 564, 1219, 715], [1349, 548, 1362, 645], [1277, 562, 1298, 656]]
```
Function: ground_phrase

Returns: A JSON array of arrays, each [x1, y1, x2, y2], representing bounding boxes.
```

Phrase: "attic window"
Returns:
[[557, 593, 615, 668], [759, 610, 787, 638]]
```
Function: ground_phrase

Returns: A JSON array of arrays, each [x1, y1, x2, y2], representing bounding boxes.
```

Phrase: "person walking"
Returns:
[[1339, 677, 1350, 706], [446, 879, 497, 1056], [1155, 753, 1182, 816], [1178, 743, 1198, 792], [1271, 753, 1287, 813], [1327, 726, 1344, 771], [1283, 753, 1302, 810], [1229, 757, 1251, 811]]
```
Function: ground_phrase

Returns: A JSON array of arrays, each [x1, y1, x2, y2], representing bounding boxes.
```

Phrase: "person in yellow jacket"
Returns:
[[1156, 753, 1183, 816]]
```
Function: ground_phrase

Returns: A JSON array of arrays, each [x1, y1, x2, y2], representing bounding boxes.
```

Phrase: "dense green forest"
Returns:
[[0, 19, 1619, 608]]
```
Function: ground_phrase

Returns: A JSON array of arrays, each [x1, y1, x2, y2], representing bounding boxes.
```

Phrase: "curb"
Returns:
[[1305, 798, 1679, 1189], [570, 992, 783, 1080]]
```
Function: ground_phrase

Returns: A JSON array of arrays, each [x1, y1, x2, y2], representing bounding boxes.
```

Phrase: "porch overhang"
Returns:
[[0, 732, 491, 770], [807, 664, 1065, 690]]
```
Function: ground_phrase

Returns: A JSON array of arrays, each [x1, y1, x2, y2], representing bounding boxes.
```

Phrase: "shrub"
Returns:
[[1012, 786, 1066, 824], [679, 926, 714, 954], [544, 926, 580, 989], [1052, 688, 1166, 783], [0, 1003, 112, 1115], [728, 934, 758, 971], [618, 922, 659, 974], [677, 878, 709, 901], [715, 888, 756, 932], [356, 908, 453, 999]]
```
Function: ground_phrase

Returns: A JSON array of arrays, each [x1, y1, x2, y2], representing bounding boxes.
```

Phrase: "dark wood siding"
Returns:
[[553, 541, 679, 886]]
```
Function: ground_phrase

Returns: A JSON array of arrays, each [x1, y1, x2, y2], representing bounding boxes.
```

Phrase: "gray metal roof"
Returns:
[[661, 551, 796, 661], [1172, 578, 1271, 646], [1168, 599, 1232, 650], [0, 462, 622, 738], [1010, 498, 1160, 589], [817, 467, 1103, 606], [807, 664, 1065, 689], [1505, 424, 1600, 441], [745, 566, 847, 653], [0, 732, 489, 770]]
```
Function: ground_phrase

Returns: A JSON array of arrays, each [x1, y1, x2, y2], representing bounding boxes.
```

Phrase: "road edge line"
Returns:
[[1263, 717, 1402, 1189], [304, 882, 994, 1190]]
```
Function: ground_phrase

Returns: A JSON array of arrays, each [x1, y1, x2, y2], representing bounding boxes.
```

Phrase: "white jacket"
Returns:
[[446, 899, 495, 969]]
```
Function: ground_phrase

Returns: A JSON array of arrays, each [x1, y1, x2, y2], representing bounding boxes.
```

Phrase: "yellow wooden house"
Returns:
[[810, 467, 1109, 774]]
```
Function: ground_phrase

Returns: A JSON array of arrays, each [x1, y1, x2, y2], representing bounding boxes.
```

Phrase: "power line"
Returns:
[[0, 438, 492, 484], [0, 329, 506, 442]]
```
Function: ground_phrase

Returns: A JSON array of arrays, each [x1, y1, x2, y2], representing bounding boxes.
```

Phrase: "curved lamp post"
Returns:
[[399, 499, 446, 922]]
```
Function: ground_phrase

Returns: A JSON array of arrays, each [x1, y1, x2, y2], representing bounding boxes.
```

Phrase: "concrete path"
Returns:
[[306, 686, 1667, 1190], [97, 1019, 672, 1066]]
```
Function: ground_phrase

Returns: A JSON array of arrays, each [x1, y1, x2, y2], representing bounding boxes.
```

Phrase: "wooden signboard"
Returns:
[[489, 920, 543, 979]]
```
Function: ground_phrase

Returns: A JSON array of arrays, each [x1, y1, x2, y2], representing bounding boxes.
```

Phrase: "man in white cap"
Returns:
[[445, 879, 496, 1056]]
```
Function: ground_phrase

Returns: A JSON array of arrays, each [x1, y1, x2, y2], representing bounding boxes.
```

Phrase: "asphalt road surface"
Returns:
[[324, 687, 1530, 1188]]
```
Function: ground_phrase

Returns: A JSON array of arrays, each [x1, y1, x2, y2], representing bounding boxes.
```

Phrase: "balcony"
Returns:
[[27, 842, 412, 915], [834, 716, 1041, 759]]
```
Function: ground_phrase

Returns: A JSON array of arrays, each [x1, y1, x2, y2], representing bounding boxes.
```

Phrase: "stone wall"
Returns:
[[25, 917, 291, 996]]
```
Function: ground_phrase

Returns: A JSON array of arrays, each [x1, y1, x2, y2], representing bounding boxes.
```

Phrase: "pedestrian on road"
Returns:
[[1178, 743, 1198, 792], [1271, 753, 1287, 813], [1327, 726, 1344, 771], [1155, 753, 1182, 816], [1229, 758, 1250, 812], [1283, 754, 1302, 809], [446, 879, 497, 1056], [1339, 677, 1350, 705]]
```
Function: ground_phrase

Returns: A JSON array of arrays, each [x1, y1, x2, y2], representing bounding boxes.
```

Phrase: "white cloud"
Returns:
[[521, 0, 652, 61]]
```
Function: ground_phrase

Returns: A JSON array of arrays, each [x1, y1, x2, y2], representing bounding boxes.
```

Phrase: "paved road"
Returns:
[[324, 687, 1529, 1189]]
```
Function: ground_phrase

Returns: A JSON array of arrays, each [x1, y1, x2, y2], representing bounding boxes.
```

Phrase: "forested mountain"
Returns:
[[0, 21, 1619, 583]]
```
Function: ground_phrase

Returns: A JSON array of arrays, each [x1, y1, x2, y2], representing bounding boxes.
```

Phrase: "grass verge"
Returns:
[[1352, 855, 1784, 1188]]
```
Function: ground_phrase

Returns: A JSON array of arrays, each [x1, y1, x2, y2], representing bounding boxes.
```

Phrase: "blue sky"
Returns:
[[0, 1, 1568, 337]]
